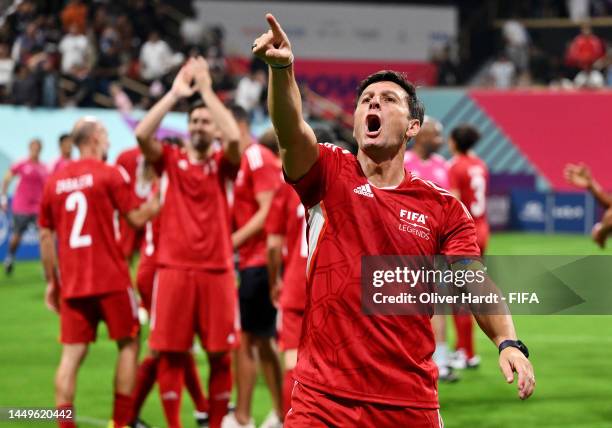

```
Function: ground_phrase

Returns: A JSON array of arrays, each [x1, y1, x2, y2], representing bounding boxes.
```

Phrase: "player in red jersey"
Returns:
[[134, 56, 244, 428], [222, 127, 283, 428], [130, 147, 212, 428], [265, 181, 307, 420], [252, 14, 535, 426], [447, 125, 490, 371], [38, 117, 158, 428], [49, 134, 73, 174], [115, 147, 150, 261]]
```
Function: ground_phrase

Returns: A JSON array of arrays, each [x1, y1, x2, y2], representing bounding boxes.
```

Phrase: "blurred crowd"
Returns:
[[0, 0, 245, 109]]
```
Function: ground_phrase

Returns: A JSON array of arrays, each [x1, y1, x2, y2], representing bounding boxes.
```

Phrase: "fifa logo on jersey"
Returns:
[[399, 209, 427, 225]]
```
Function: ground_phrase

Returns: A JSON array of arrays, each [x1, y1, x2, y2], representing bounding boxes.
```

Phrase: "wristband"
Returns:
[[498, 339, 529, 358], [270, 55, 294, 69]]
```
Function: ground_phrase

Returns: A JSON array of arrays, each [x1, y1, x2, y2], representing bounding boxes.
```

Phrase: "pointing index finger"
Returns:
[[266, 13, 286, 39]]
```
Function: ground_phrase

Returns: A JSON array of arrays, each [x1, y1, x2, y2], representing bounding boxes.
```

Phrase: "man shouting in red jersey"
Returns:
[[252, 13, 535, 427]]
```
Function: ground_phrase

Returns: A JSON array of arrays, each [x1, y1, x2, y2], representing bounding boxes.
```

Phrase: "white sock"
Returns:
[[433, 342, 449, 368]]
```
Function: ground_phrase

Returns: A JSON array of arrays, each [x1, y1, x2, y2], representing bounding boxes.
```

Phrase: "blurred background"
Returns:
[[0, 1, 611, 427]]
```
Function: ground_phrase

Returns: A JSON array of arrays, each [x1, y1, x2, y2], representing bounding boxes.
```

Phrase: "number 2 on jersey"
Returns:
[[65, 191, 92, 248]]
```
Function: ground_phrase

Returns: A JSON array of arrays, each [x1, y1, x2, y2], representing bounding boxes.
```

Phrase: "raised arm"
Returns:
[[191, 57, 244, 165], [564, 163, 611, 208], [1, 170, 14, 211], [252, 14, 318, 180], [135, 61, 197, 163]]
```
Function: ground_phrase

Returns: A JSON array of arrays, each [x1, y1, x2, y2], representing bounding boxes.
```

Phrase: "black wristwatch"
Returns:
[[498, 340, 529, 358]]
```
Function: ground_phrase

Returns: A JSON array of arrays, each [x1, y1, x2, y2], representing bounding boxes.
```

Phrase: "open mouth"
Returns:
[[365, 114, 381, 137]]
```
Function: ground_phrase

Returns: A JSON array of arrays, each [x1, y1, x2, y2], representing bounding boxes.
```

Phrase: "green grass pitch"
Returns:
[[1, 232, 612, 427]]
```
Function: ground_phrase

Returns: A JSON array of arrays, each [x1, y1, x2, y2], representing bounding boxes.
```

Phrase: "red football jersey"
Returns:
[[154, 144, 238, 270], [289, 144, 479, 407], [448, 154, 489, 224], [265, 183, 307, 310], [39, 159, 137, 298], [233, 144, 281, 270], [115, 147, 150, 258]]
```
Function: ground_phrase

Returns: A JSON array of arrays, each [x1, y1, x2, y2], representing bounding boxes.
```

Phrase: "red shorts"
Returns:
[[278, 308, 304, 351], [149, 267, 239, 352], [136, 261, 156, 312], [285, 382, 444, 428], [475, 221, 489, 255], [60, 289, 140, 344]]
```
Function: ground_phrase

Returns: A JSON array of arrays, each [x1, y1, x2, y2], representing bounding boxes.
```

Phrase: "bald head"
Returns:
[[413, 116, 443, 156], [71, 117, 109, 160]]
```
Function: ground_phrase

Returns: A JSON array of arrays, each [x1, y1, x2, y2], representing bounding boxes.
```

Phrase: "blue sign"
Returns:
[[510, 190, 597, 234]]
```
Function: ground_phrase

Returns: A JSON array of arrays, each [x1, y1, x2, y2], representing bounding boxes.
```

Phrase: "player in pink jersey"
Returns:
[[403, 116, 449, 189], [49, 134, 73, 174], [134, 56, 245, 428], [252, 14, 534, 426], [1, 138, 48, 275], [265, 182, 308, 420], [38, 117, 159, 428]]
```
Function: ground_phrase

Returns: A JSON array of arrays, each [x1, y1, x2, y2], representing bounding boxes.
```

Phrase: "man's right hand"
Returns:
[[252, 14, 294, 68], [564, 163, 592, 189], [45, 282, 60, 313], [170, 59, 197, 99]]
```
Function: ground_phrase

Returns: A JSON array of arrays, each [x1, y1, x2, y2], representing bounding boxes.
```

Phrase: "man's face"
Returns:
[[60, 137, 73, 157], [353, 81, 420, 154], [188, 107, 216, 152], [29, 141, 41, 160], [414, 122, 443, 155]]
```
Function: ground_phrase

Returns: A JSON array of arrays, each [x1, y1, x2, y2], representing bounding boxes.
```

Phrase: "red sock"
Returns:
[[57, 403, 75, 428], [132, 356, 159, 418], [113, 393, 133, 427], [453, 314, 475, 358], [158, 353, 187, 428], [282, 369, 295, 418], [184, 353, 209, 413], [208, 353, 232, 428]]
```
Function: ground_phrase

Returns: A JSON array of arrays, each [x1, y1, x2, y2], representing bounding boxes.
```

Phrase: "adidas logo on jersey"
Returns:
[[354, 184, 374, 198]]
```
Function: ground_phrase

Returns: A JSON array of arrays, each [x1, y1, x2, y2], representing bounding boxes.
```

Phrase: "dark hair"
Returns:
[[258, 128, 279, 155], [312, 126, 336, 145], [161, 136, 184, 148], [451, 124, 481, 153], [59, 133, 71, 144], [356, 70, 424, 125], [227, 103, 249, 124], [188, 99, 207, 118]]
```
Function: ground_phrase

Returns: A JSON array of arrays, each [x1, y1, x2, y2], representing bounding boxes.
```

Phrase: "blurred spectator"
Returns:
[[5, 0, 38, 35], [529, 45, 554, 85], [565, 22, 605, 70], [10, 63, 38, 106], [58, 24, 90, 74], [127, 0, 159, 43], [574, 67, 605, 88], [594, 48, 612, 86], [61, 0, 87, 34], [567, 0, 590, 21], [0, 43, 14, 99], [489, 54, 516, 88], [235, 61, 266, 113], [95, 27, 122, 94], [139, 31, 182, 81], [11, 22, 45, 64], [433, 45, 459, 86], [41, 15, 63, 45], [502, 18, 530, 72]]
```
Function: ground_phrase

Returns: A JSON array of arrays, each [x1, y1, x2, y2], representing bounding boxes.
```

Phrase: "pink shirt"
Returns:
[[10, 159, 48, 214], [403, 151, 449, 190], [49, 157, 72, 174]]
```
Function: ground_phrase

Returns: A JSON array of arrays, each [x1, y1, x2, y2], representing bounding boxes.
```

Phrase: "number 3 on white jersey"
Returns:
[[65, 191, 92, 248]]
